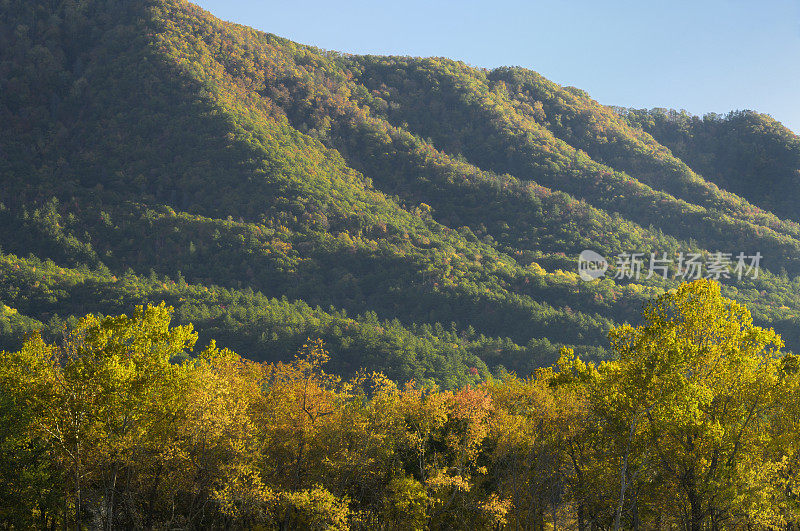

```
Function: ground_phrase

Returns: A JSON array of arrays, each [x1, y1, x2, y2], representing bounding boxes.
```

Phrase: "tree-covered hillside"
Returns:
[[3, 282, 800, 528], [1, 0, 799, 385]]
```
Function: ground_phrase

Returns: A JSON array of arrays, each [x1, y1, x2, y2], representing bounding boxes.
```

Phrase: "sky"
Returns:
[[192, 0, 800, 134]]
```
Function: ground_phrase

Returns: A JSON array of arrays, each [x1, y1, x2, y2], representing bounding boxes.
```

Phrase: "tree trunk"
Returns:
[[74, 450, 81, 530], [688, 485, 703, 531], [106, 465, 118, 531], [534, 496, 545, 531], [144, 464, 164, 528]]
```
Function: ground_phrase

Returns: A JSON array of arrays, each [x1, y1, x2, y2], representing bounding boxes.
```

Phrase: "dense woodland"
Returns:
[[1, 0, 800, 387], [2, 280, 800, 529], [1, 0, 800, 527]]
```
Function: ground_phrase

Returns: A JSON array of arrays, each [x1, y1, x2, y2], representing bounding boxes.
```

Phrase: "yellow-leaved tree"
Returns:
[[602, 279, 790, 529]]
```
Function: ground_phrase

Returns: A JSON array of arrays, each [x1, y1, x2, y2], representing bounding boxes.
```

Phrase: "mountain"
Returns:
[[618, 107, 800, 223], [1, 0, 799, 386]]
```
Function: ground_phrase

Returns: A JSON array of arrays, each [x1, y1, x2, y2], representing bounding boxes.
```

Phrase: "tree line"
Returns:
[[2, 279, 799, 529]]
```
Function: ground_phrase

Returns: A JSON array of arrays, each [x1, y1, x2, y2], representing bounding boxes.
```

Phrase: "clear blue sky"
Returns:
[[193, 0, 800, 134]]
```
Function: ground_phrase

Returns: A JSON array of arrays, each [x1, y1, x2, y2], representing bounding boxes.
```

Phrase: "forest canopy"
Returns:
[[1, 280, 799, 529], [2, 1, 800, 527], [1, 0, 800, 390]]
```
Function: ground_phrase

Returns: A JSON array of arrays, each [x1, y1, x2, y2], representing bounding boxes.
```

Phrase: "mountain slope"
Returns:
[[1, 0, 799, 384], [620, 107, 800, 222]]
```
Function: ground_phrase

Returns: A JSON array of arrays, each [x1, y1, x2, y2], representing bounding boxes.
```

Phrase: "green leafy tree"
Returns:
[[602, 279, 788, 528]]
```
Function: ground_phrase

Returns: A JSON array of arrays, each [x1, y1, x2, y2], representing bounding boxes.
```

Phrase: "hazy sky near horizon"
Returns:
[[193, 0, 800, 134]]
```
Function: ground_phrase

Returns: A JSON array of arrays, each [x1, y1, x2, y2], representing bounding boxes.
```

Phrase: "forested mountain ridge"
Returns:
[[618, 107, 800, 222], [1, 0, 799, 385]]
